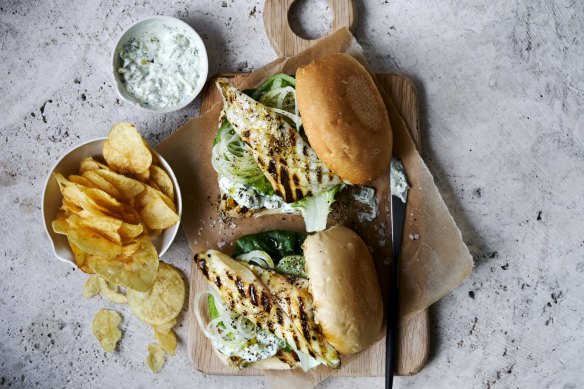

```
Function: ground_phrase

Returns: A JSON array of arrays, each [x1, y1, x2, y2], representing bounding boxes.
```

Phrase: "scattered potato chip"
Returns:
[[154, 327, 177, 356], [103, 122, 152, 175], [153, 319, 176, 334], [92, 309, 122, 353], [146, 343, 166, 373], [135, 186, 179, 230], [127, 262, 185, 325], [149, 165, 174, 200], [83, 276, 101, 298], [87, 235, 159, 292], [98, 277, 128, 304], [51, 123, 186, 372]]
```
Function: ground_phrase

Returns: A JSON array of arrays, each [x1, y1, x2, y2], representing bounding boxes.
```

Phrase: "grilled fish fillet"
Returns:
[[195, 250, 341, 368], [216, 79, 342, 203], [249, 265, 339, 366]]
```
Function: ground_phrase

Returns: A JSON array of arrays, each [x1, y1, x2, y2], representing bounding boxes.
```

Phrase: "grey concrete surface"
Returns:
[[1, 0, 583, 388]]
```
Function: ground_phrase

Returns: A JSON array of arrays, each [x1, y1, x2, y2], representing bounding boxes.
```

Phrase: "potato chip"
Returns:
[[154, 327, 177, 356], [149, 165, 174, 200], [127, 262, 185, 325], [87, 235, 159, 292], [61, 198, 84, 217], [98, 277, 128, 304], [118, 222, 144, 240], [68, 174, 97, 188], [52, 219, 69, 234], [153, 319, 176, 334], [67, 214, 123, 245], [93, 169, 145, 201], [79, 157, 108, 174], [103, 122, 152, 175], [92, 309, 122, 353], [69, 238, 93, 273], [80, 186, 125, 214], [82, 170, 121, 199], [67, 227, 122, 257], [83, 276, 101, 298], [62, 182, 140, 224], [148, 229, 162, 238], [146, 343, 165, 373], [147, 180, 161, 192], [135, 169, 150, 182], [58, 180, 113, 218], [135, 186, 179, 230]]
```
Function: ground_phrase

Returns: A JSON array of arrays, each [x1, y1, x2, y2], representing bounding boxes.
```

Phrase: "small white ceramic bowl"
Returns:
[[42, 138, 182, 267], [112, 16, 208, 113]]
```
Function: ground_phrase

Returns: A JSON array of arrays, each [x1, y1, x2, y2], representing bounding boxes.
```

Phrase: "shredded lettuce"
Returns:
[[275, 255, 306, 278], [291, 185, 343, 233], [251, 74, 296, 102]]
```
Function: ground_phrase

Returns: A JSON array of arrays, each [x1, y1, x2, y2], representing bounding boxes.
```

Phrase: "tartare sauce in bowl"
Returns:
[[112, 16, 208, 112]]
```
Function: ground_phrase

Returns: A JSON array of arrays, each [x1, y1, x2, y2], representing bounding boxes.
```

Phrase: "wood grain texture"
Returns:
[[188, 73, 429, 376], [263, 0, 357, 57]]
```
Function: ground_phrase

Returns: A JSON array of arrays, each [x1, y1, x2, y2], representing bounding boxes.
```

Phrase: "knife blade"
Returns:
[[386, 158, 409, 389]]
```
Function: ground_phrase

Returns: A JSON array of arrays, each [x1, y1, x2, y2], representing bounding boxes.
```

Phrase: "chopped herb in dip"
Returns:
[[118, 24, 202, 109]]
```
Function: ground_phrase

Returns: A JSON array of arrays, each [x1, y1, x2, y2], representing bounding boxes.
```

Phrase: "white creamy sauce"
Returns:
[[390, 157, 410, 203], [353, 186, 379, 223], [213, 315, 282, 363], [118, 25, 202, 109], [218, 177, 295, 213]]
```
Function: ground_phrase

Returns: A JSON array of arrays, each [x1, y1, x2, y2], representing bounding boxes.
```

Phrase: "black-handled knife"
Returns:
[[386, 159, 409, 389]]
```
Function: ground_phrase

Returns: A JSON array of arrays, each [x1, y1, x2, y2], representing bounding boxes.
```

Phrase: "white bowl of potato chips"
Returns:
[[42, 123, 182, 289]]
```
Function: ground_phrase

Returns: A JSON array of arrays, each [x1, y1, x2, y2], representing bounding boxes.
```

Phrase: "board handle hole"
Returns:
[[287, 0, 333, 40]]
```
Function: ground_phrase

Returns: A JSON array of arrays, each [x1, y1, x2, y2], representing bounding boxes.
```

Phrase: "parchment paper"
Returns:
[[157, 28, 473, 387]]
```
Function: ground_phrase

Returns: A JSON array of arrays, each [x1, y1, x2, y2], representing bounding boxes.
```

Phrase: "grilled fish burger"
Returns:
[[211, 54, 393, 232], [194, 225, 383, 370]]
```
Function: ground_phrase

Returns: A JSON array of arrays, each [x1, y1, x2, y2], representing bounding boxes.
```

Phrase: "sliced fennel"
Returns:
[[296, 350, 322, 372], [251, 74, 296, 102], [195, 290, 284, 364], [236, 250, 276, 269], [291, 185, 343, 233], [212, 120, 272, 194], [257, 84, 302, 132]]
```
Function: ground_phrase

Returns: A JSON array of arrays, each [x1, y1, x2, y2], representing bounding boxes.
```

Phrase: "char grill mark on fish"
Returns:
[[196, 250, 340, 368], [216, 79, 342, 203], [249, 265, 340, 367]]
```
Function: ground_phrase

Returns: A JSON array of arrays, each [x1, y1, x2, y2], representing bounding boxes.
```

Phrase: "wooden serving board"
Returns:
[[187, 73, 429, 376]]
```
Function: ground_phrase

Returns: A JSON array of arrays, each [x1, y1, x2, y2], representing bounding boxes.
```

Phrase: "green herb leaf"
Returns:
[[233, 230, 307, 263]]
